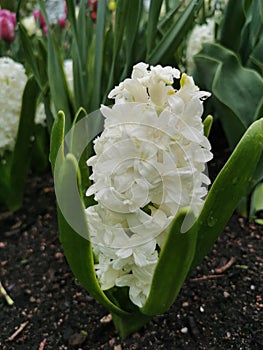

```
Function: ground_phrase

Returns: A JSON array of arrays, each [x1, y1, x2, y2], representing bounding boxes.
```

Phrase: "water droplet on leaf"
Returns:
[[207, 215, 217, 227]]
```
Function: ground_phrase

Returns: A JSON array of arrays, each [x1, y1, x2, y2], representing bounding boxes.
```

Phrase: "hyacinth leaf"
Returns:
[[47, 32, 72, 131], [203, 115, 213, 138], [157, 1, 182, 35], [17, 24, 43, 89], [111, 310, 151, 339], [140, 209, 197, 316], [55, 154, 130, 317], [38, 0, 73, 131], [146, 0, 163, 56], [69, 108, 94, 205], [106, 0, 130, 96], [249, 182, 263, 225], [65, 0, 77, 37], [122, 0, 141, 78], [0, 76, 39, 211], [70, 0, 90, 111], [92, 0, 107, 110], [31, 124, 49, 172], [50, 113, 129, 316], [190, 118, 263, 270], [49, 111, 65, 173], [148, 0, 203, 64]]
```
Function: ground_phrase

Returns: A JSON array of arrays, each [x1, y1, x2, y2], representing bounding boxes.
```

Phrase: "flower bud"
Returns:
[[0, 16, 15, 42]]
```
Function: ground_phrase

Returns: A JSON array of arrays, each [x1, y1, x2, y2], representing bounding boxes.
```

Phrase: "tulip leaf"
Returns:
[[194, 43, 263, 148], [190, 118, 263, 270], [219, 0, 246, 53], [140, 209, 197, 316]]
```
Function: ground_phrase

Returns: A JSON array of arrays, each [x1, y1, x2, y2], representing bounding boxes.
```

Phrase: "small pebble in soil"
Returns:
[[69, 332, 87, 346], [114, 345, 122, 350], [100, 314, 112, 323], [223, 291, 230, 298], [181, 327, 188, 334]]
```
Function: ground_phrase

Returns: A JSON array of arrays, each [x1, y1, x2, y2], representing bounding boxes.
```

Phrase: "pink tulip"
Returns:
[[0, 16, 15, 42], [33, 9, 46, 29], [58, 17, 66, 29]]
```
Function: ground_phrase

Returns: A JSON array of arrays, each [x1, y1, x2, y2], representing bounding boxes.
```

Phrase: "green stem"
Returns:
[[111, 310, 151, 339]]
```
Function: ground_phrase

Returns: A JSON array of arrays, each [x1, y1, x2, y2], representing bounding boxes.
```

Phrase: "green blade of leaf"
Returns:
[[18, 24, 43, 88], [146, 0, 163, 57], [148, 0, 203, 64], [203, 115, 213, 138], [249, 182, 263, 222], [219, 0, 246, 53], [8, 76, 40, 211], [47, 30, 73, 131], [190, 118, 263, 270], [140, 209, 197, 316], [50, 111, 66, 173], [91, 0, 107, 110], [105, 0, 129, 98], [122, 0, 142, 78], [212, 48, 263, 126], [55, 153, 130, 316]]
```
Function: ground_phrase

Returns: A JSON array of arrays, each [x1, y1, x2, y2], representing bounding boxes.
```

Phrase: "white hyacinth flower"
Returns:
[[0, 57, 27, 154], [0, 57, 75, 155], [186, 18, 215, 74], [86, 63, 213, 307]]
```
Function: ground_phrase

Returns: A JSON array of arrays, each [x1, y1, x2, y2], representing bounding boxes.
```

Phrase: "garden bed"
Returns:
[[0, 125, 262, 350]]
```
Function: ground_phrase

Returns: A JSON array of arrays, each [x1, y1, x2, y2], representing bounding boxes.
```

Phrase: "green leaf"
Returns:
[[212, 49, 263, 125], [122, 0, 142, 78], [148, 0, 203, 64], [194, 43, 263, 148], [3, 76, 40, 211], [47, 30, 73, 131], [249, 182, 263, 223], [146, 0, 163, 56], [248, 35, 263, 75], [54, 153, 130, 317], [92, 0, 107, 110], [18, 24, 43, 88], [105, 0, 130, 98], [49, 111, 66, 173], [190, 118, 263, 270], [30, 124, 49, 172], [203, 115, 213, 138], [219, 0, 247, 53], [140, 209, 197, 316]]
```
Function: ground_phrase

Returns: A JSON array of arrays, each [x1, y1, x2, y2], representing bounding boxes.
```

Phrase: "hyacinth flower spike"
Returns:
[[50, 63, 263, 338]]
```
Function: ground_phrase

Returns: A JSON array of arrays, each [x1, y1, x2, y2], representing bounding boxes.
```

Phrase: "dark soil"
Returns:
[[0, 124, 262, 350]]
